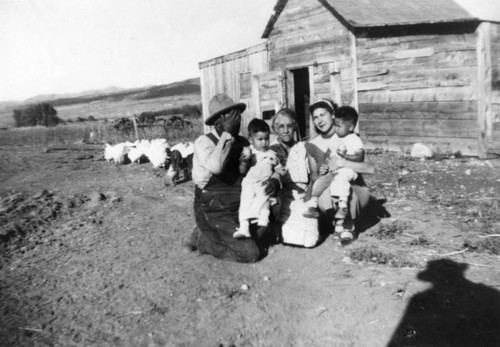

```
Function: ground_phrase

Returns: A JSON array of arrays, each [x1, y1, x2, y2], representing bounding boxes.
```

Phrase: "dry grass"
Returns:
[[370, 220, 411, 239], [0, 118, 203, 147], [349, 245, 418, 268]]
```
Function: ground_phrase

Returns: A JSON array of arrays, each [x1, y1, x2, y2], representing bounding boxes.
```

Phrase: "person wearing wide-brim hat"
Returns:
[[184, 93, 268, 262]]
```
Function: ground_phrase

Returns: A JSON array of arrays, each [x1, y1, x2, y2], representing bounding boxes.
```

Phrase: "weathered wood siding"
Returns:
[[490, 23, 500, 155], [267, 0, 356, 106], [199, 43, 269, 133], [357, 32, 479, 154]]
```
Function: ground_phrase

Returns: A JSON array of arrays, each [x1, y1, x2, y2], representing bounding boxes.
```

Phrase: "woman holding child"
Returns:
[[303, 100, 373, 243]]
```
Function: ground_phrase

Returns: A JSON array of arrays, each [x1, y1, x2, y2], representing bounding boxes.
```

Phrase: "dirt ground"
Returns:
[[1, 144, 499, 346]]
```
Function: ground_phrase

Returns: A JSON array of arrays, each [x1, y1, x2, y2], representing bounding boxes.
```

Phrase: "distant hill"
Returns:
[[22, 86, 125, 105], [0, 78, 201, 127], [23, 77, 200, 107]]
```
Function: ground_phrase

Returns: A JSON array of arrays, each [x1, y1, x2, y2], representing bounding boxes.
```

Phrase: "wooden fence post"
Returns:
[[131, 115, 139, 141]]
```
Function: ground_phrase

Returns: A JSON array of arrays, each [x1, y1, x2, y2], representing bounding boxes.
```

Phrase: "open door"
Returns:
[[286, 68, 311, 141]]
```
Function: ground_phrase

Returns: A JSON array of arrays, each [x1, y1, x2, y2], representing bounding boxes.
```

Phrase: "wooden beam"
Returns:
[[309, 66, 317, 139], [350, 30, 358, 115], [252, 75, 261, 121], [329, 62, 341, 106], [476, 22, 493, 158], [359, 101, 478, 120], [361, 118, 478, 138]]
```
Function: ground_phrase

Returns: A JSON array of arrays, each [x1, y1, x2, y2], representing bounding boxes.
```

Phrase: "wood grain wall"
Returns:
[[267, 0, 356, 107], [356, 32, 480, 155], [488, 22, 500, 155], [199, 43, 269, 134]]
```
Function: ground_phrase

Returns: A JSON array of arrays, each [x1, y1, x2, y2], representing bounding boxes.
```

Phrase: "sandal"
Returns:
[[339, 230, 354, 245]]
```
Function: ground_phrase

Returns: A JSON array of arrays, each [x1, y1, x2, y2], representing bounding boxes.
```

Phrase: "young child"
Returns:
[[234, 118, 284, 239], [304, 106, 364, 234]]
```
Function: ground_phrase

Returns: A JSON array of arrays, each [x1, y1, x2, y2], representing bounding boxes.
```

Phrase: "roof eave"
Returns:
[[352, 17, 480, 29]]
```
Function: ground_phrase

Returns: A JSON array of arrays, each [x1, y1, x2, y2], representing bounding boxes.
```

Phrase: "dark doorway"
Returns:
[[291, 68, 310, 140]]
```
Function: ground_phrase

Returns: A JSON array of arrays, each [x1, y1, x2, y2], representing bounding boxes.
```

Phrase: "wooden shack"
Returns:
[[199, 0, 500, 157]]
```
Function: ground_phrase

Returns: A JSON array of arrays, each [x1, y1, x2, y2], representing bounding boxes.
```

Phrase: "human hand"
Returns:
[[327, 156, 343, 172], [319, 163, 329, 175], [264, 178, 280, 197], [221, 109, 241, 136], [274, 165, 287, 176], [240, 146, 251, 162]]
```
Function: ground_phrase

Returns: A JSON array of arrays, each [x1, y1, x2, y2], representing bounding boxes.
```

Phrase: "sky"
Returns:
[[1, 0, 499, 102], [0, 0, 274, 102]]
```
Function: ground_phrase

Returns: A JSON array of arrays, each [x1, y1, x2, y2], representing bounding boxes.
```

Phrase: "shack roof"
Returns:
[[262, 0, 479, 38]]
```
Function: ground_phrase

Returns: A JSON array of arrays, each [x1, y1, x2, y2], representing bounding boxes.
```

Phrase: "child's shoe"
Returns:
[[339, 218, 355, 246], [339, 228, 354, 245], [233, 223, 251, 239]]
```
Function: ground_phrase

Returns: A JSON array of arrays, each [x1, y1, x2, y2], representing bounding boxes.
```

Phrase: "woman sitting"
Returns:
[[305, 100, 374, 244], [269, 104, 374, 246]]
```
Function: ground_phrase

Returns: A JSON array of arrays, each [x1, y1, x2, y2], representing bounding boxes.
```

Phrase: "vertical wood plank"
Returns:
[[277, 70, 285, 107], [350, 31, 359, 133], [329, 62, 341, 105], [286, 69, 295, 111], [476, 22, 493, 158], [309, 65, 318, 139], [252, 75, 261, 121]]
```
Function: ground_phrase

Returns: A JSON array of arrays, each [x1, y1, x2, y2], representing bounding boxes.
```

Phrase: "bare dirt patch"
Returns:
[[1, 146, 499, 346]]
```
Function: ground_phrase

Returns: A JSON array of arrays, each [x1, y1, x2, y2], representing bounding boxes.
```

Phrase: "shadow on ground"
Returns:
[[387, 259, 500, 347]]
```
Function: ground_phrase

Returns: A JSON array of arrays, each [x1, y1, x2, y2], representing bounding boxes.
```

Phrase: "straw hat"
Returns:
[[205, 94, 246, 126]]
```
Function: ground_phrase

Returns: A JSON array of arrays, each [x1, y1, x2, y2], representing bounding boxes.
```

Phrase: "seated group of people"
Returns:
[[185, 93, 374, 263]]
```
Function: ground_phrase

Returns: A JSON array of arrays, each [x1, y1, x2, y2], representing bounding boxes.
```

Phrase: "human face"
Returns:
[[250, 131, 270, 152], [333, 118, 354, 138], [312, 107, 334, 135], [274, 114, 295, 145]]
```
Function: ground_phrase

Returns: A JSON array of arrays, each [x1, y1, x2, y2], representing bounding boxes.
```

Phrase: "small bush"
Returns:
[[136, 104, 202, 121], [409, 236, 431, 246], [464, 238, 500, 255], [349, 246, 417, 267], [12, 103, 61, 127], [371, 220, 411, 239]]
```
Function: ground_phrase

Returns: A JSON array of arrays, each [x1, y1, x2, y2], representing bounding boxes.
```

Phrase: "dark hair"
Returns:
[[248, 118, 270, 136], [335, 106, 359, 127], [309, 99, 337, 115]]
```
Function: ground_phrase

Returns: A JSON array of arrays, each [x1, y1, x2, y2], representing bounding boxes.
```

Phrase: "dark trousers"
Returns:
[[194, 183, 262, 263]]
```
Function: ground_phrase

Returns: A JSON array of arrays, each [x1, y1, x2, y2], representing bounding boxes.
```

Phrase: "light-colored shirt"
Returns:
[[192, 129, 235, 189], [336, 133, 363, 156], [308, 133, 363, 158]]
